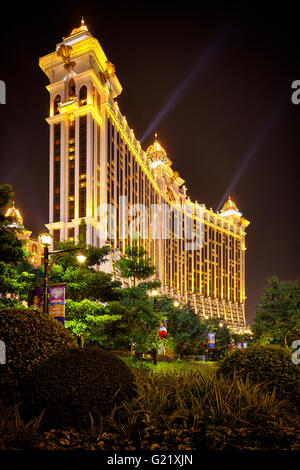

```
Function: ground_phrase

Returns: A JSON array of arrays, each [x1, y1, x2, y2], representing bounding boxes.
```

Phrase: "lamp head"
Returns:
[[76, 251, 87, 263], [39, 232, 53, 247], [150, 289, 159, 297]]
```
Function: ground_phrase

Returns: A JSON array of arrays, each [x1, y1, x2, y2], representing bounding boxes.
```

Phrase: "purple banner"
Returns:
[[49, 285, 65, 326], [208, 332, 215, 348]]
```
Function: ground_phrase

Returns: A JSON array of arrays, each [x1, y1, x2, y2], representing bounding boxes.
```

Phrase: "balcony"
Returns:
[[57, 97, 79, 114]]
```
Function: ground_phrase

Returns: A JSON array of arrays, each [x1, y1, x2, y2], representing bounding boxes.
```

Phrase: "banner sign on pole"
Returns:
[[237, 342, 242, 349], [207, 332, 215, 348], [31, 287, 43, 311], [243, 342, 248, 348], [49, 285, 65, 326]]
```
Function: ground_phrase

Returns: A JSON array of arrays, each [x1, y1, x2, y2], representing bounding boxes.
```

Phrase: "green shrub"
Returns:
[[24, 348, 137, 430], [217, 344, 300, 405], [0, 308, 77, 402], [157, 354, 174, 363]]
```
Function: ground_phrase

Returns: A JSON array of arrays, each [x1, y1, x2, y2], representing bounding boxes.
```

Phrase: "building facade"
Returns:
[[5, 202, 43, 267], [39, 21, 250, 330]]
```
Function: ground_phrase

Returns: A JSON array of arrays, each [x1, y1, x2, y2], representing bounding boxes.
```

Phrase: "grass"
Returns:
[[119, 356, 218, 375]]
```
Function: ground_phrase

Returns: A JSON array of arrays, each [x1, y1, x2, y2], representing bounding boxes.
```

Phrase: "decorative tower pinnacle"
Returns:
[[5, 201, 23, 227], [146, 135, 170, 169]]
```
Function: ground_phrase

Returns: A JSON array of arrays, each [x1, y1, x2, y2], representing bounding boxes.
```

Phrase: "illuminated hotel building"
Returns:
[[39, 21, 250, 329]]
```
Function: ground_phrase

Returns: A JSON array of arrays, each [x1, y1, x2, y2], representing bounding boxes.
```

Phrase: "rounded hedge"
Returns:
[[218, 344, 300, 405], [24, 348, 137, 429], [0, 308, 77, 401]]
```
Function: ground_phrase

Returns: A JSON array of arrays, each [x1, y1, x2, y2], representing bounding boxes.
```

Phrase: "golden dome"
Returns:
[[5, 201, 23, 226], [70, 18, 89, 36], [221, 196, 239, 213], [146, 134, 167, 158], [146, 134, 169, 169]]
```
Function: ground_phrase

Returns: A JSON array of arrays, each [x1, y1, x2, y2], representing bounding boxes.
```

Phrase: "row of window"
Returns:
[[106, 115, 244, 303]]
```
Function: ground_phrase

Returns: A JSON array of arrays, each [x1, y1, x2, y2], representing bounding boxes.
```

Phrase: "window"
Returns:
[[79, 85, 87, 105], [53, 95, 61, 115], [69, 79, 75, 100]]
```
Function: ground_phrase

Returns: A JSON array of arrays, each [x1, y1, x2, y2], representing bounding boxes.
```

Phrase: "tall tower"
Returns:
[[40, 21, 250, 330], [39, 19, 122, 249]]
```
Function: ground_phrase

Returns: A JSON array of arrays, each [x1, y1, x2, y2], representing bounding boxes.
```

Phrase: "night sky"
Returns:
[[1, 1, 300, 324]]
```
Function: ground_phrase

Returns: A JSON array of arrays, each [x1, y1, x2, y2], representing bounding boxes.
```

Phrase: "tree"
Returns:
[[113, 246, 163, 361], [0, 261, 37, 308], [53, 220, 111, 270], [65, 299, 122, 347], [114, 244, 156, 286], [203, 317, 232, 361], [0, 184, 26, 266], [48, 264, 121, 302], [166, 301, 206, 358], [253, 276, 300, 347], [109, 285, 164, 355]]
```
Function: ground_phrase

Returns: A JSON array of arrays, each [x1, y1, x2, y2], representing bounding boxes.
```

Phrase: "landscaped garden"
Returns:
[[1, 317, 300, 450], [1, 183, 300, 451]]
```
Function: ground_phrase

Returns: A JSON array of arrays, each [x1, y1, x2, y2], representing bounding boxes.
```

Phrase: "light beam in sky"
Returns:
[[217, 97, 286, 212], [140, 11, 240, 144]]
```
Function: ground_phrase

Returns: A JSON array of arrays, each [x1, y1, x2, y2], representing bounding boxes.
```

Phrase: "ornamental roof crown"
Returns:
[[5, 201, 23, 226], [220, 196, 242, 218], [70, 18, 89, 36], [146, 134, 171, 169], [221, 196, 239, 213]]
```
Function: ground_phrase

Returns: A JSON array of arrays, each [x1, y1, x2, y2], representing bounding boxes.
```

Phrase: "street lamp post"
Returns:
[[39, 232, 87, 315]]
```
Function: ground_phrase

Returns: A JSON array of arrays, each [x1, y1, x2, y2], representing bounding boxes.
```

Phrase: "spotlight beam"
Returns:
[[217, 96, 286, 212], [140, 12, 240, 144]]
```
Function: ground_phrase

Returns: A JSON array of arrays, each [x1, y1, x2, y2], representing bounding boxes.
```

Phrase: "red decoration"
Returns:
[[158, 330, 167, 340]]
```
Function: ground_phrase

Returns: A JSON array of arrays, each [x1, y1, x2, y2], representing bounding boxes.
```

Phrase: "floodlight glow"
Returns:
[[39, 232, 53, 247], [76, 251, 87, 263]]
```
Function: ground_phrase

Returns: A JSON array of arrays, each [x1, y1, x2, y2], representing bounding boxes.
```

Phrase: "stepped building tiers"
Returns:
[[39, 20, 250, 330]]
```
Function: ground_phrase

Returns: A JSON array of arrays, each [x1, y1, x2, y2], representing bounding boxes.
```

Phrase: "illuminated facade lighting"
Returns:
[[39, 21, 250, 330]]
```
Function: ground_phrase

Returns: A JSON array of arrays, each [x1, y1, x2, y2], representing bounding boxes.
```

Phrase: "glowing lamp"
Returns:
[[39, 232, 53, 247], [76, 251, 87, 263], [219, 322, 223, 327], [150, 289, 159, 297], [173, 301, 180, 307]]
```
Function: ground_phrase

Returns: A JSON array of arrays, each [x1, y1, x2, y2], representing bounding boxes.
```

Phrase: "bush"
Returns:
[[24, 348, 137, 430], [0, 308, 77, 401], [217, 344, 300, 405], [157, 354, 174, 363]]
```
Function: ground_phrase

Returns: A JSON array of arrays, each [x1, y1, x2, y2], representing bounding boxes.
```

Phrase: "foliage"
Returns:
[[65, 299, 121, 345], [53, 239, 111, 271], [3, 367, 300, 450], [109, 246, 163, 355], [0, 307, 77, 402], [48, 264, 121, 302], [114, 244, 156, 286], [217, 344, 300, 405], [108, 286, 164, 353], [24, 348, 137, 430], [0, 262, 42, 310], [121, 356, 217, 374], [164, 301, 206, 357], [253, 276, 300, 346], [0, 184, 27, 266], [203, 317, 233, 361]]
